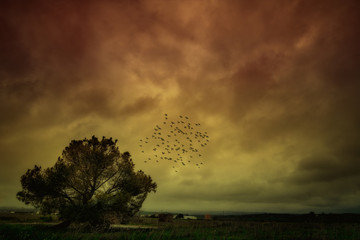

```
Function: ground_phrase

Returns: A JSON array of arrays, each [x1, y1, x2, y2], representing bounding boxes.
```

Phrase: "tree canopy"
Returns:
[[17, 136, 157, 227]]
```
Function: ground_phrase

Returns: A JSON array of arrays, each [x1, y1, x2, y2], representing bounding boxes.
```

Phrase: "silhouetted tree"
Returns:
[[17, 136, 156, 229]]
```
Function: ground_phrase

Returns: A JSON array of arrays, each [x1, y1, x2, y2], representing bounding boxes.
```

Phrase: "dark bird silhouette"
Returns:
[[138, 113, 210, 171]]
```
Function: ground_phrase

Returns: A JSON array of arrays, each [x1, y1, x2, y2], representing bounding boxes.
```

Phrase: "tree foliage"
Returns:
[[17, 136, 157, 227]]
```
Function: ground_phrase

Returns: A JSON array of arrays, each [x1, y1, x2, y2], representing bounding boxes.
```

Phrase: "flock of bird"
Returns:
[[138, 114, 210, 172]]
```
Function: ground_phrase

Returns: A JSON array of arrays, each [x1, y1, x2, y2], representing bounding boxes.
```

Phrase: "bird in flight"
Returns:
[[138, 113, 210, 172]]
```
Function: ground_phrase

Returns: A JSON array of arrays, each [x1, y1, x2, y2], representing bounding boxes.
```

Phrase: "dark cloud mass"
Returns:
[[1, 0, 360, 213]]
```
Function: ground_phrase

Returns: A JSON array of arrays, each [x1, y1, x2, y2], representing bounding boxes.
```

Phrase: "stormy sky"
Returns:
[[1, 0, 360, 213]]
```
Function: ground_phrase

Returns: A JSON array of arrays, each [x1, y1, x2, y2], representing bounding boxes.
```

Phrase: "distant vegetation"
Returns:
[[2, 212, 360, 240], [16, 136, 156, 230]]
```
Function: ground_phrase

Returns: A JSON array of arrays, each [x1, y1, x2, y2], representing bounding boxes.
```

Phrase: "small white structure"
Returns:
[[184, 215, 197, 220]]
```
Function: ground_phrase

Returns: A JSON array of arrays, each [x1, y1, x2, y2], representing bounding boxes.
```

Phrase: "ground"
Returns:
[[1, 212, 360, 239]]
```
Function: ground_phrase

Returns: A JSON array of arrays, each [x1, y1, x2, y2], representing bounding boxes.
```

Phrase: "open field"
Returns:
[[2, 212, 360, 239]]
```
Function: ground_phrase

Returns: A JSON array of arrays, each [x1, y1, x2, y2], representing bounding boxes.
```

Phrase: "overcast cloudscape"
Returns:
[[1, 0, 360, 213]]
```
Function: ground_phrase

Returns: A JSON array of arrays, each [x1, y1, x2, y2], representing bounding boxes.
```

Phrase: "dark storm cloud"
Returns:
[[0, 17, 33, 79], [205, 0, 360, 154], [1, 0, 360, 211], [0, 1, 98, 135], [155, 177, 351, 211], [188, 0, 360, 113], [0, 0, 194, 207], [291, 144, 360, 184], [0, 0, 178, 135], [0, 0, 195, 111], [151, 0, 360, 211], [0, 1, 95, 80], [295, 1, 360, 86]]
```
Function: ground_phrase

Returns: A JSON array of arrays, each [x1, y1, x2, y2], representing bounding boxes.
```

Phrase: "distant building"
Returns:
[[204, 214, 212, 220], [184, 215, 197, 220]]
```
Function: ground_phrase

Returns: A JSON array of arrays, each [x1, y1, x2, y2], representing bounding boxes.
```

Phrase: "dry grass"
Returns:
[[2, 213, 360, 240]]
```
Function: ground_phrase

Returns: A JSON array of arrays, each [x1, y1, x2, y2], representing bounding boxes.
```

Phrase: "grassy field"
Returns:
[[1, 213, 360, 240]]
